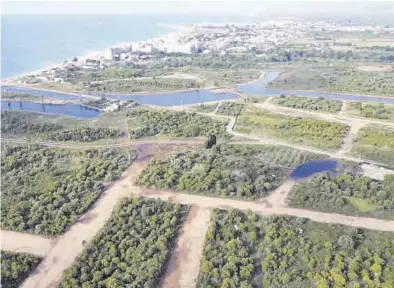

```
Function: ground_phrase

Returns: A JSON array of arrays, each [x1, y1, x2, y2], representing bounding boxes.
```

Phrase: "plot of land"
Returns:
[[235, 106, 350, 151]]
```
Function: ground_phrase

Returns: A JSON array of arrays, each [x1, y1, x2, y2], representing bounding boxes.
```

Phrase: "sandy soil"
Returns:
[[0, 231, 53, 257], [335, 122, 366, 156], [162, 206, 212, 288], [357, 65, 393, 72]]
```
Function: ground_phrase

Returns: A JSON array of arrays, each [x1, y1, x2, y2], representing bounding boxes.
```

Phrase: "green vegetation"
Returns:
[[268, 68, 394, 96], [239, 95, 267, 104], [86, 78, 201, 93], [347, 102, 394, 121], [351, 126, 394, 166], [198, 209, 394, 288], [82, 98, 114, 109], [126, 108, 229, 139], [137, 145, 323, 200], [1, 91, 45, 102], [1, 111, 123, 142], [288, 173, 394, 219], [194, 103, 218, 113], [275, 95, 342, 113], [1, 251, 41, 288], [236, 106, 350, 150], [216, 102, 244, 116], [60, 197, 187, 288], [1, 145, 134, 236]]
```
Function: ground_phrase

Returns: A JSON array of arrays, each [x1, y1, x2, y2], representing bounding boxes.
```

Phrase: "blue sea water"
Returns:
[[1, 14, 260, 78]]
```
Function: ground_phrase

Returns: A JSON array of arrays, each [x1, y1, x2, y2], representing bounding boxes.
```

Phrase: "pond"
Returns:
[[1, 101, 101, 118], [290, 159, 338, 179], [236, 72, 394, 105]]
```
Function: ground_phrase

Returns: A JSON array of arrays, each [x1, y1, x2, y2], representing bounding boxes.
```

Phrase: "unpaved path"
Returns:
[[162, 206, 211, 288], [0, 231, 53, 257], [260, 180, 296, 208], [21, 158, 150, 288], [135, 187, 394, 232], [335, 122, 366, 156]]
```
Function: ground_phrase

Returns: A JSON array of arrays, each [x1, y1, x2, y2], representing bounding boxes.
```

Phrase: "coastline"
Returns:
[[2, 23, 191, 84]]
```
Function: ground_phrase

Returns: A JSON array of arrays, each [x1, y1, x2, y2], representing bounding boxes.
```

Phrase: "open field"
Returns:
[[136, 144, 324, 200], [351, 125, 394, 165], [346, 101, 394, 122], [287, 172, 394, 220], [197, 209, 394, 287], [60, 197, 187, 288], [1, 251, 42, 288], [235, 106, 350, 151], [274, 94, 342, 114], [1, 145, 135, 236]]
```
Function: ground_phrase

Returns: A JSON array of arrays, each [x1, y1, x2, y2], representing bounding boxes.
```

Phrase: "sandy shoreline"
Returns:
[[2, 24, 191, 84]]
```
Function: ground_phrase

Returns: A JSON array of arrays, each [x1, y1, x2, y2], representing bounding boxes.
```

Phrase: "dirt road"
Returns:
[[162, 206, 212, 288], [0, 231, 53, 257]]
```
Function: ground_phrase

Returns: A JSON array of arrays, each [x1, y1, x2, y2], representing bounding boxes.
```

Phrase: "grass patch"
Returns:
[[346, 101, 394, 121], [351, 125, 394, 166], [235, 106, 350, 151], [216, 102, 244, 116]]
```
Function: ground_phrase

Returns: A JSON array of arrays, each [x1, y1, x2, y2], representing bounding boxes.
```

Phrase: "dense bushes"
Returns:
[[347, 102, 394, 121], [351, 126, 394, 166], [1, 251, 41, 288], [60, 197, 187, 288], [216, 102, 245, 116], [288, 173, 394, 219], [195, 103, 218, 113], [236, 106, 350, 150], [1, 111, 123, 142], [137, 145, 323, 200], [275, 94, 342, 113], [1, 145, 134, 236], [126, 108, 229, 139], [198, 209, 394, 287]]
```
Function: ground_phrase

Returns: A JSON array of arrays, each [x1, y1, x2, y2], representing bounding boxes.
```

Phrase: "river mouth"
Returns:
[[290, 159, 338, 180]]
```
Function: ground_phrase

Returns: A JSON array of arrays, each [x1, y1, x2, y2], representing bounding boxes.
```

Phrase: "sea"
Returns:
[[1, 14, 260, 79]]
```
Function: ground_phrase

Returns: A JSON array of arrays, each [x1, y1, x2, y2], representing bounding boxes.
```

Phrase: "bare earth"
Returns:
[[357, 65, 393, 72], [162, 206, 212, 288], [0, 231, 53, 257]]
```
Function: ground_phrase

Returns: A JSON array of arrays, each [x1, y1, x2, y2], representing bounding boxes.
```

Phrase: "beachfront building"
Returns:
[[105, 47, 125, 60]]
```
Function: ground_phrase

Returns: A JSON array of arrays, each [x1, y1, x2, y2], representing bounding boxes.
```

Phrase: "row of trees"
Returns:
[[236, 107, 350, 150], [1, 111, 123, 142], [288, 172, 394, 219], [216, 102, 245, 116], [1, 251, 41, 288], [126, 109, 229, 139], [137, 145, 322, 200], [1, 145, 134, 236], [198, 209, 394, 287], [275, 94, 342, 113], [60, 197, 187, 288]]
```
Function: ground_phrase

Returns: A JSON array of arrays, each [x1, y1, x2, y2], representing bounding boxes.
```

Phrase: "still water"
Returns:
[[1, 101, 101, 118], [291, 159, 338, 179]]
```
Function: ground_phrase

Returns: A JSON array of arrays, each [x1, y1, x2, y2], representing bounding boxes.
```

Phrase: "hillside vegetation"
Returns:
[[137, 145, 323, 200], [1, 145, 134, 236], [236, 106, 350, 150], [126, 108, 228, 139], [198, 209, 394, 287], [288, 173, 394, 220], [60, 197, 187, 288], [1, 251, 41, 288], [275, 94, 342, 113]]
